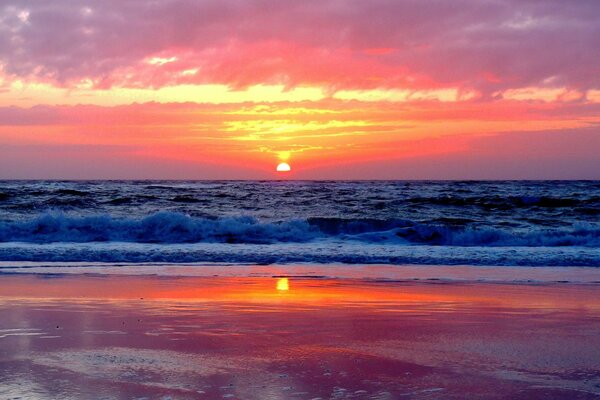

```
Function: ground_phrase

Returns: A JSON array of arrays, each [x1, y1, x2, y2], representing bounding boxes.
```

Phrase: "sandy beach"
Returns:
[[1, 269, 599, 399], [2, 0, 600, 396]]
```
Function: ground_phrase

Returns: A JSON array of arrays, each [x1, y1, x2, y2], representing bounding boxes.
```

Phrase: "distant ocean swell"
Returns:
[[2, 192, 600, 214], [1, 212, 600, 247]]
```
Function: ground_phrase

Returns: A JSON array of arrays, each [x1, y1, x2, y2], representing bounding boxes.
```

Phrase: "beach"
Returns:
[[2, 0, 600, 396], [1, 266, 599, 399], [1, 181, 600, 398]]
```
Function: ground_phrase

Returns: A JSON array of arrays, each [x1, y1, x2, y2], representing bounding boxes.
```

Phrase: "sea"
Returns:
[[0, 180, 599, 267]]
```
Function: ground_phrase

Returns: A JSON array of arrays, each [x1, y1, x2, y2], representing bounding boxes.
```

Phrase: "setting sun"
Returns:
[[276, 162, 291, 172]]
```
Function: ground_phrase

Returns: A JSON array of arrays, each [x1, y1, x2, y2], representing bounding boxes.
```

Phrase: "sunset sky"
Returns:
[[1, 0, 599, 179]]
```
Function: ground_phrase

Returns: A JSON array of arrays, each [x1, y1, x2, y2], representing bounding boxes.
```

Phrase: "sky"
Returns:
[[1, 0, 599, 179]]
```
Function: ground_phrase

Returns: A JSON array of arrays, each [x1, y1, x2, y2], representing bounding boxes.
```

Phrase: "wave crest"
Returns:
[[0, 212, 317, 244], [0, 212, 599, 247]]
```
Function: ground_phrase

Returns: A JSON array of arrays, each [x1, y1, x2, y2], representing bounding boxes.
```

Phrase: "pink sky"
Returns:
[[1, 0, 599, 179]]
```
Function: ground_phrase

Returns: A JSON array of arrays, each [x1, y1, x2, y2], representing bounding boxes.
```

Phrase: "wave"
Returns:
[[407, 195, 599, 209], [170, 195, 201, 203], [0, 212, 599, 247], [44, 197, 93, 207], [0, 212, 315, 244], [54, 189, 90, 196]]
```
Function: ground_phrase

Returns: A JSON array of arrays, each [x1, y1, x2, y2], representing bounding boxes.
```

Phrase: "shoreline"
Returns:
[[1, 262, 600, 284], [1, 272, 600, 398]]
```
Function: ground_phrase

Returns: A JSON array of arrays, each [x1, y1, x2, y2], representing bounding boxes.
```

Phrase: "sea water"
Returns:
[[0, 180, 599, 266]]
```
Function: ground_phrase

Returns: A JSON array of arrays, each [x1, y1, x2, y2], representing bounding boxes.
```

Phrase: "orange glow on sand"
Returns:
[[1, 274, 600, 399], [2, 274, 598, 310]]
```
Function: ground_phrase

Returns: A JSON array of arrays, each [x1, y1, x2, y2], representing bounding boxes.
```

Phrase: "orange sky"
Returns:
[[1, 1, 599, 178]]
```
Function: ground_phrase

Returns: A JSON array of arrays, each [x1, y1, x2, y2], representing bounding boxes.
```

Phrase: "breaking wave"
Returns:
[[1, 212, 599, 247]]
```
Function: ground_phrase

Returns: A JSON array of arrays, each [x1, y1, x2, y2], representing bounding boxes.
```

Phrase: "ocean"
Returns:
[[0, 180, 599, 267]]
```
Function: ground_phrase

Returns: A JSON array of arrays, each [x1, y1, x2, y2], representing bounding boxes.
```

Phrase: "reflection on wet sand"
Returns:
[[1, 274, 599, 399], [276, 277, 289, 292]]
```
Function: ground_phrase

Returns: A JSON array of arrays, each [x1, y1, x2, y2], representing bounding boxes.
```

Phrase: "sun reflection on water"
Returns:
[[276, 278, 289, 291]]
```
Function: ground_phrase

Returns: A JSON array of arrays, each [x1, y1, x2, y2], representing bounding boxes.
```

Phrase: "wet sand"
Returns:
[[1, 273, 600, 399]]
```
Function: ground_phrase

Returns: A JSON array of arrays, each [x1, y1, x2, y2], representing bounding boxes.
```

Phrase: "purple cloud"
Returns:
[[0, 0, 598, 94]]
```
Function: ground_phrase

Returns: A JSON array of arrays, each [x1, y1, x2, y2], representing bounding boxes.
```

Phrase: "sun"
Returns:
[[276, 162, 291, 172]]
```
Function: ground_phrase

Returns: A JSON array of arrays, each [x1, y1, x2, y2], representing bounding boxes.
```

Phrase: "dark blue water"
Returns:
[[0, 180, 599, 266]]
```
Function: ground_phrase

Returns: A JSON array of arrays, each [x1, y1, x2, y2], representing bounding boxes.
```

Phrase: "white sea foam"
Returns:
[[1, 212, 599, 248], [0, 241, 599, 266]]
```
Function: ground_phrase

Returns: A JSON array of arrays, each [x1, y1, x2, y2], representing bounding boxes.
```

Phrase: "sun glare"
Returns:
[[276, 162, 291, 172]]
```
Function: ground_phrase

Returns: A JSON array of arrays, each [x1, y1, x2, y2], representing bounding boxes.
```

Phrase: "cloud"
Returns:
[[2, 98, 599, 127], [0, 0, 599, 94]]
